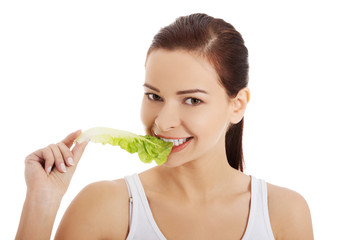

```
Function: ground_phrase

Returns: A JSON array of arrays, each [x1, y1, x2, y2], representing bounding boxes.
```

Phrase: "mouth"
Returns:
[[156, 135, 194, 153]]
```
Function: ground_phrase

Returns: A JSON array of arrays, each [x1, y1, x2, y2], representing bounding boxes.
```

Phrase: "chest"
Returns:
[[146, 192, 251, 240]]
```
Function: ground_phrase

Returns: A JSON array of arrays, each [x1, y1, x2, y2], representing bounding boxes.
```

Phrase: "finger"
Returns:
[[61, 130, 82, 148], [42, 147, 55, 175], [49, 144, 67, 173], [57, 142, 75, 166], [27, 148, 45, 164], [71, 141, 88, 164]]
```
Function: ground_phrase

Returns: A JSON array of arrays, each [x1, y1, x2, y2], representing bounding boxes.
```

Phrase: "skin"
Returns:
[[16, 49, 314, 240]]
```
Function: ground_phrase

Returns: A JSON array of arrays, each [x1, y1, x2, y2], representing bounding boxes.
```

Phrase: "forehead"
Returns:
[[145, 49, 223, 92]]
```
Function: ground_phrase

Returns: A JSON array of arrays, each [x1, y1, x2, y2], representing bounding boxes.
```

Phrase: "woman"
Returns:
[[16, 13, 313, 239]]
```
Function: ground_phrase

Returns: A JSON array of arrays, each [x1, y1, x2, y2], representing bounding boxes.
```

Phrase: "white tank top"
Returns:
[[124, 173, 275, 240]]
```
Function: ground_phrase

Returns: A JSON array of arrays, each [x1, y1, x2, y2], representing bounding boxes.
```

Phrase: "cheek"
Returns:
[[182, 104, 229, 138]]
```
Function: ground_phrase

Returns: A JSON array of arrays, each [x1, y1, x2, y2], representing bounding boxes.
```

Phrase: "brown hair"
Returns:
[[147, 13, 249, 171]]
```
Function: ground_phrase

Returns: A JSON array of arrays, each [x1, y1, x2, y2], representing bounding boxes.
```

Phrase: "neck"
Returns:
[[156, 144, 243, 202]]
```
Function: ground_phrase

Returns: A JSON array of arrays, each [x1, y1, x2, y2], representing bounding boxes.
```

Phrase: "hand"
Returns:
[[24, 130, 88, 199]]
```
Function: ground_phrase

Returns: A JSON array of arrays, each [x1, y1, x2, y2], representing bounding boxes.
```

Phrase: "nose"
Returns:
[[155, 102, 181, 132]]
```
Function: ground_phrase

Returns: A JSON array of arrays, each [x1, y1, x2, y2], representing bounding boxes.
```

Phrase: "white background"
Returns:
[[1, 0, 359, 239]]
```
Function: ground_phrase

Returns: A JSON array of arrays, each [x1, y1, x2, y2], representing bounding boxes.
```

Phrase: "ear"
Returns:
[[229, 87, 250, 124]]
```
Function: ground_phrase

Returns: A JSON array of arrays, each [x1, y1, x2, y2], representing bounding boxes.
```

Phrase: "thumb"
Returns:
[[61, 130, 82, 148], [71, 141, 88, 165]]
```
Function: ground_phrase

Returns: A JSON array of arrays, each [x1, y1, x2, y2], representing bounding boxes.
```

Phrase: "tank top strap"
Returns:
[[124, 173, 167, 240], [242, 176, 275, 240]]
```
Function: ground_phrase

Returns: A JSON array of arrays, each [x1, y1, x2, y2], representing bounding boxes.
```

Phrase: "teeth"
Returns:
[[160, 137, 189, 146]]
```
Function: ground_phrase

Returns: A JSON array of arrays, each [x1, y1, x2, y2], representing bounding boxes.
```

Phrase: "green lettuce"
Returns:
[[76, 127, 173, 165]]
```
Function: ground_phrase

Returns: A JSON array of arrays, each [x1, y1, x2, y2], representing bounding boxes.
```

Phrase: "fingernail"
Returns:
[[68, 157, 74, 166], [46, 166, 52, 175], [61, 163, 67, 172]]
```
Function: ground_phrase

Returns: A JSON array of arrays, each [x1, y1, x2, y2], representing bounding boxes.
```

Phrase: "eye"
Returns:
[[184, 97, 202, 106], [145, 93, 163, 101]]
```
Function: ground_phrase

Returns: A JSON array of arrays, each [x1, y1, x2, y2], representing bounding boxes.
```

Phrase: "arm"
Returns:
[[15, 131, 88, 240], [16, 192, 62, 240], [268, 184, 314, 240]]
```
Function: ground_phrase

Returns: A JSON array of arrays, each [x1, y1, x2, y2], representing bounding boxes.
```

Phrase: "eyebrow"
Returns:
[[143, 83, 208, 95], [143, 83, 160, 92]]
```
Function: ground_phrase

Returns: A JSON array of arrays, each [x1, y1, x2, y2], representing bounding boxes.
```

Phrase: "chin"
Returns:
[[160, 157, 187, 168], [161, 155, 197, 169]]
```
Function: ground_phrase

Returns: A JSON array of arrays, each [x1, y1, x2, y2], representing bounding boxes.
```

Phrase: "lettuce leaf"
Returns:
[[76, 127, 172, 165]]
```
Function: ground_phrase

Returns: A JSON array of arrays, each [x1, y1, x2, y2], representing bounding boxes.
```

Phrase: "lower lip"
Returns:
[[170, 138, 193, 153]]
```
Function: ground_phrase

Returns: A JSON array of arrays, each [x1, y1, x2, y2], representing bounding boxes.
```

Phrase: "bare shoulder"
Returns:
[[267, 183, 314, 240], [55, 179, 130, 240]]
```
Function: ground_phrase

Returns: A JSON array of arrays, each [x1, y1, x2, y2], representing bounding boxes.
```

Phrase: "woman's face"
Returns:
[[141, 49, 236, 167]]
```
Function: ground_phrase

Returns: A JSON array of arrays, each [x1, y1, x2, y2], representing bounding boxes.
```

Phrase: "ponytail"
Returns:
[[225, 118, 244, 171]]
